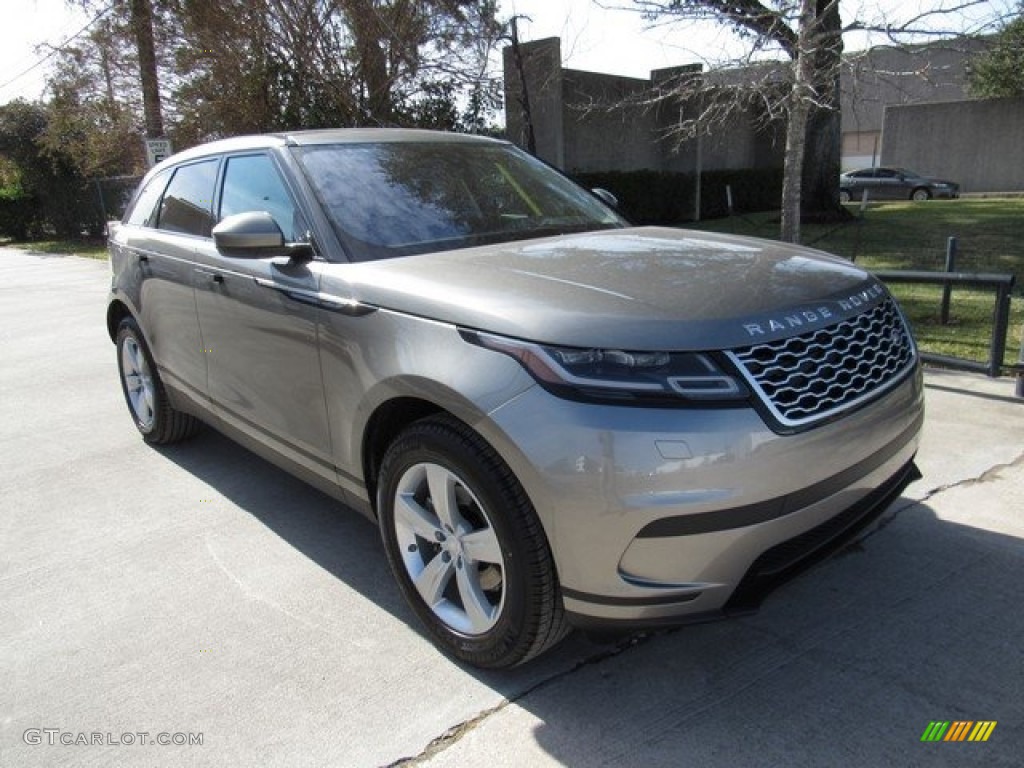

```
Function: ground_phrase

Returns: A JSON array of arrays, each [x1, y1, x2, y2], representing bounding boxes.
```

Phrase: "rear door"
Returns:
[[116, 159, 220, 409], [192, 152, 335, 484]]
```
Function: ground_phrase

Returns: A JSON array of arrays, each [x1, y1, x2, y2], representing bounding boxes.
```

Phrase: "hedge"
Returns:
[[573, 168, 784, 225], [0, 194, 41, 241]]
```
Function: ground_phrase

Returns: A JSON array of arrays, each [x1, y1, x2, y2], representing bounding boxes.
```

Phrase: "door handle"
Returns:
[[195, 269, 224, 284]]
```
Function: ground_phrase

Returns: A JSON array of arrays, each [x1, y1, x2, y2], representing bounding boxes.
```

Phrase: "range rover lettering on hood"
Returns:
[[742, 283, 886, 338]]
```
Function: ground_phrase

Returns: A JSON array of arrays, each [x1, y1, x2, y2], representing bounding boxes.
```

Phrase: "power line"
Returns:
[[0, 2, 115, 95]]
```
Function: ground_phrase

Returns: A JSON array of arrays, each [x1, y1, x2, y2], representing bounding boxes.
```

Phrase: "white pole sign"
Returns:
[[145, 138, 173, 168]]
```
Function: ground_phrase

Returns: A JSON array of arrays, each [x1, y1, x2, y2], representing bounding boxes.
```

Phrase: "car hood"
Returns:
[[325, 226, 883, 351]]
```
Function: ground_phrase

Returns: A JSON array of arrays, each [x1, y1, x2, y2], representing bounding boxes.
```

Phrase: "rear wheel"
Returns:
[[910, 187, 931, 201], [116, 317, 201, 444], [377, 415, 569, 668]]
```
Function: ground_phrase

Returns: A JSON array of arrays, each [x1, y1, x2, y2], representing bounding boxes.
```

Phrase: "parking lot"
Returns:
[[1, 248, 1021, 767]]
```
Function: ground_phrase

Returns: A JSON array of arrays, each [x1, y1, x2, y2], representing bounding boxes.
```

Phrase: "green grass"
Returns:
[[688, 199, 1024, 370], [2, 238, 108, 259]]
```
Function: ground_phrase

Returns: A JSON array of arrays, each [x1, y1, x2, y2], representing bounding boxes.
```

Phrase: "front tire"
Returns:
[[911, 187, 931, 201], [377, 415, 569, 668], [839, 189, 852, 204], [116, 317, 201, 444]]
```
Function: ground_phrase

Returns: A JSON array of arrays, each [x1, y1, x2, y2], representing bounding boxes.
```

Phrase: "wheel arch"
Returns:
[[361, 397, 446, 515], [106, 298, 135, 342]]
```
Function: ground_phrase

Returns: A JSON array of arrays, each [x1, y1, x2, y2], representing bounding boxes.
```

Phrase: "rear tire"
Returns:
[[377, 415, 570, 668], [116, 317, 201, 444]]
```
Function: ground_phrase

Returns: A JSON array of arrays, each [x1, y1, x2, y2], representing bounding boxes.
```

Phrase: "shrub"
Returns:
[[574, 168, 784, 224], [0, 190, 40, 241]]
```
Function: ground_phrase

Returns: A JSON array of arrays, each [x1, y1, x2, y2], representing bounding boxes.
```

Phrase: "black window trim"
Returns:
[[122, 166, 173, 228], [215, 149, 324, 261], [152, 155, 224, 240]]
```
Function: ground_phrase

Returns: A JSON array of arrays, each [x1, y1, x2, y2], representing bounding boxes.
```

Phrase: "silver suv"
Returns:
[[108, 129, 924, 668]]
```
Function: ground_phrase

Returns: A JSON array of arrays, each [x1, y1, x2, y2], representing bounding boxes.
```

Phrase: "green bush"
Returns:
[[574, 168, 784, 224], [0, 191, 40, 241]]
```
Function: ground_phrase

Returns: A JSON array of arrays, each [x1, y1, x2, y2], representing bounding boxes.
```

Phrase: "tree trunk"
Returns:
[[780, 0, 817, 243], [346, 0, 395, 124], [800, 0, 843, 219], [131, 0, 164, 138], [780, 99, 810, 243]]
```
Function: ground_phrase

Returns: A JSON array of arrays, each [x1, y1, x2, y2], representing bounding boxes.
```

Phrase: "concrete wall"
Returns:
[[503, 38, 565, 168], [502, 37, 783, 175], [840, 40, 987, 134], [560, 68, 660, 172], [882, 97, 1024, 193]]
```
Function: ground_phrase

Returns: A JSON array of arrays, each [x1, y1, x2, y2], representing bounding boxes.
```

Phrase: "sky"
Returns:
[[0, 0, 1014, 105]]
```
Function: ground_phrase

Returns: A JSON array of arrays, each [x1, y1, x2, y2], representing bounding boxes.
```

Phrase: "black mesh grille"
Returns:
[[729, 298, 916, 428]]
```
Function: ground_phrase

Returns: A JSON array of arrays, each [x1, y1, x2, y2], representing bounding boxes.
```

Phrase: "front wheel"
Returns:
[[910, 187, 931, 201], [839, 189, 852, 204], [377, 415, 569, 668]]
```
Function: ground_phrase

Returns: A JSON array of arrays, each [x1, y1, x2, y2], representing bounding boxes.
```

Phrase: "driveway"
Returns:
[[1, 248, 1021, 767]]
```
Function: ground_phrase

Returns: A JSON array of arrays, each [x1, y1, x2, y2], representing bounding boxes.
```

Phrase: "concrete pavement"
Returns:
[[1, 248, 1021, 767]]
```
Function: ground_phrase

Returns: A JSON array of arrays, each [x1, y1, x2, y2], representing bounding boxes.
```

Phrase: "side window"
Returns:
[[219, 154, 302, 241], [125, 169, 172, 227], [157, 159, 219, 237], [875, 168, 898, 179]]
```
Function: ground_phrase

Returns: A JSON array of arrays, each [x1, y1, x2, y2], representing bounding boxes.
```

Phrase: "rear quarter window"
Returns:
[[156, 159, 220, 237], [124, 169, 172, 227]]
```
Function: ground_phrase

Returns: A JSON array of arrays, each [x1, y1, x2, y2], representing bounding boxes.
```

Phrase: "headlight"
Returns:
[[464, 331, 748, 405]]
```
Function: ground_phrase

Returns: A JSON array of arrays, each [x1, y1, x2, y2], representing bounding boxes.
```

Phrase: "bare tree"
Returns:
[[620, 0, 1012, 241], [506, 15, 538, 154]]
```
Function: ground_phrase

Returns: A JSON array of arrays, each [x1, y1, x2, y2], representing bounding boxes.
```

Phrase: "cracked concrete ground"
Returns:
[[1, 250, 1021, 768]]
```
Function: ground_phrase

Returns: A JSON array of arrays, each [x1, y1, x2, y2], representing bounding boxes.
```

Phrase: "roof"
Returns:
[[146, 128, 508, 178], [276, 128, 506, 146]]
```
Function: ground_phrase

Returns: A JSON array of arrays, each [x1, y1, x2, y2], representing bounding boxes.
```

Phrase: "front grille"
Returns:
[[729, 298, 916, 428]]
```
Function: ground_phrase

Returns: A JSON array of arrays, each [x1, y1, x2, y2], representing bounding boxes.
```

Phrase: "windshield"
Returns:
[[293, 141, 626, 261]]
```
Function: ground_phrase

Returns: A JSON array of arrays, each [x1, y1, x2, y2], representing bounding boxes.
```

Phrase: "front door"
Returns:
[[193, 153, 334, 482]]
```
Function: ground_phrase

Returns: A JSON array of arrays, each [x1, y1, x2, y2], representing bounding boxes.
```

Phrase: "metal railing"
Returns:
[[873, 269, 1018, 382]]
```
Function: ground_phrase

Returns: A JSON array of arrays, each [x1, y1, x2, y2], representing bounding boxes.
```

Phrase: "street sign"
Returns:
[[144, 138, 173, 168]]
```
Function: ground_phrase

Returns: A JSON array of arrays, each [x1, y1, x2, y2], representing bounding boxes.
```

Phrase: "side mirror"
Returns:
[[213, 211, 313, 263], [591, 188, 619, 209], [213, 211, 285, 250]]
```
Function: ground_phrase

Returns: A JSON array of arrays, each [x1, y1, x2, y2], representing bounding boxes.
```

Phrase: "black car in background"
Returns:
[[839, 167, 960, 203]]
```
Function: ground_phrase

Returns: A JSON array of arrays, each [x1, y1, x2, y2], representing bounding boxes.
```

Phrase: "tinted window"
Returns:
[[294, 142, 623, 261], [875, 168, 899, 179], [157, 159, 219, 237], [125, 169, 172, 227], [219, 154, 301, 241]]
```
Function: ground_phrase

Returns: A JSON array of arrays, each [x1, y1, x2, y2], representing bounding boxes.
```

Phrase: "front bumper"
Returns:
[[479, 364, 924, 630]]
